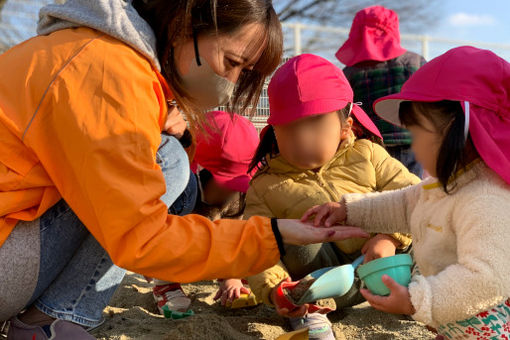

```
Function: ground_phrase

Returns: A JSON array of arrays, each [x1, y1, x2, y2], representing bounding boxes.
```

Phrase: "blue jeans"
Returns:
[[27, 135, 194, 327], [386, 144, 423, 178]]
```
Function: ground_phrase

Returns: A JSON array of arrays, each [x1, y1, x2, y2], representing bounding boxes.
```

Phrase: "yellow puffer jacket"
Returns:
[[245, 137, 421, 305]]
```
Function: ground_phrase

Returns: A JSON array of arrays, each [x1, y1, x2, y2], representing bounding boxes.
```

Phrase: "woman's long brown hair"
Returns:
[[133, 0, 283, 130]]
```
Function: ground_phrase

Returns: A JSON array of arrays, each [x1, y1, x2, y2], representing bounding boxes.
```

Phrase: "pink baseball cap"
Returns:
[[335, 6, 407, 67], [192, 111, 259, 193], [267, 54, 382, 139], [374, 46, 510, 185]]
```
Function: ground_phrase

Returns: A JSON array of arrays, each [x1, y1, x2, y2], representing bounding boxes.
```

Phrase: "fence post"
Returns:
[[294, 23, 302, 56], [422, 35, 429, 60]]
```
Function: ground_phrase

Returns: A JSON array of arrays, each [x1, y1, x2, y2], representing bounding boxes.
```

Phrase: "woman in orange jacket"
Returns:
[[0, 0, 368, 338]]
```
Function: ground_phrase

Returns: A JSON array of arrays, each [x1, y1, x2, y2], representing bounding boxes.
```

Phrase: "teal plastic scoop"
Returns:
[[296, 255, 365, 305]]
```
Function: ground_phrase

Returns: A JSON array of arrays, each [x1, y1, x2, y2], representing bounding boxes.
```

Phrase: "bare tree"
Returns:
[[275, 0, 441, 58], [276, 0, 441, 33]]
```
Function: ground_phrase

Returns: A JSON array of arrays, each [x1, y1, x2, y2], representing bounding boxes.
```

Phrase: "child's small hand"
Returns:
[[301, 202, 347, 227], [214, 278, 250, 306], [271, 278, 331, 318], [362, 234, 399, 263], [164, 106, 187, 139], [360, 275, 416, 315]]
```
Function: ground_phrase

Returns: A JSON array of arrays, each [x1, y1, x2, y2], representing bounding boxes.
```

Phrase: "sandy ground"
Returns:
[[91, 272, 435, 340]]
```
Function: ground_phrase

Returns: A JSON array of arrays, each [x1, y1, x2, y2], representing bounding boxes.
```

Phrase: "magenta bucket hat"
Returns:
[[374, 46, 510, 185], [335, 6, 407, 66]]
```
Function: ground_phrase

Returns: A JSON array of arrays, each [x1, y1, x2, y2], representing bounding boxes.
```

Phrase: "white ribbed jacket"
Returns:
[[344, 161, 510, 327]]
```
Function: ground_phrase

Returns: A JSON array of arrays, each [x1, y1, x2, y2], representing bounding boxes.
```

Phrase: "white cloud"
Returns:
[[448, 13, 497, 27]]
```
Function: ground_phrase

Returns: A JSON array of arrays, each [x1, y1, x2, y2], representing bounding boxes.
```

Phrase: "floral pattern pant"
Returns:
[[437, 299, 510, 339]]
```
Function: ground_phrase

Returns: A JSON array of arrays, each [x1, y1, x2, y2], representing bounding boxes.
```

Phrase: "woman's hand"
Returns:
[[360, 275, 416, 315], [214, 278, 250, 306], [164, 106, 187, 139], [276, 219, 368, 246], [301, 202, 347, 227], [361, 234, 399, 263]]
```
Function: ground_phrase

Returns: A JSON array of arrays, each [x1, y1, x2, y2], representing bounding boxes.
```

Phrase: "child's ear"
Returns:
[[341, 117, 354, 138]]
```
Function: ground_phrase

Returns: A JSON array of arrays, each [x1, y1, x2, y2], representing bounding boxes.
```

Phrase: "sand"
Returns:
[[92, 272, 435, 340]]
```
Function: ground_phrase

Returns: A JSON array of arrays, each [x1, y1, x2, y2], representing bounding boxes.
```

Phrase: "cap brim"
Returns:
[[373, 92, 445, 127], [351, 104, 382, 139], [212, 173, 251, 193]]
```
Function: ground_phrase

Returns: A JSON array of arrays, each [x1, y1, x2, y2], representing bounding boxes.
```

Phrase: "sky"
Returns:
[[426, 0, 510, 44], [399, 0, 510, 61]]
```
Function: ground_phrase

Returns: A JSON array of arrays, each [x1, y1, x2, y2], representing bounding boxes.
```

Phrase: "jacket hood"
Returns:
[[37, 0, 160, 70]]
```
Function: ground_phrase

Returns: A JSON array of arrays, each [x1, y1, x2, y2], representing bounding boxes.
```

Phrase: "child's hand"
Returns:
[[360, 275, 416, 315], [271, 278, 331, 318], [301, 202, 347, 227], [362, 234, 399, 263], [164, 106, 187, 139], [214, 278, 250, 306]]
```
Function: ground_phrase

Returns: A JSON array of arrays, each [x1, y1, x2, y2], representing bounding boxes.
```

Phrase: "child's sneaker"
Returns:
[[153, 283, 192, 316], [289, 313, 335, 340]]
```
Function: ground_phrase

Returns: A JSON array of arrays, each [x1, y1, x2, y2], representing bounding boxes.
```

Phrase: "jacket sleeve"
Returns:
[[409, 195, 510, 327], [372, 143, 421, 191], [247, 261, 290, 306], [370, 143, 421, 248], [343, 183, 421, 235], [22, 43, 279, 283], [243, 183, 276, 219]]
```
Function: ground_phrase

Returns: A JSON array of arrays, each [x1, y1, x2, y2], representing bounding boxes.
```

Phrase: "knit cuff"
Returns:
[[271, 218, 286, 258], [343, 193, 370, 227], [409, 275, 435, 327]]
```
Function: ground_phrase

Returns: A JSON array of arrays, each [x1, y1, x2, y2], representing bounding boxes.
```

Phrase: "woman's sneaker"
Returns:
[[7, 317, 95, 340], [289, 313, 335, 340], [153, 283, 192, 316]]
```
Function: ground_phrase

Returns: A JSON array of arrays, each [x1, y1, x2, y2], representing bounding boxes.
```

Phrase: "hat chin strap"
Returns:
[[464, 101, 470, 141]]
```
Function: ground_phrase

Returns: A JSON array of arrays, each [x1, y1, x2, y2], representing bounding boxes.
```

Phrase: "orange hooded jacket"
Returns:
[[0, 27, 278, 282]]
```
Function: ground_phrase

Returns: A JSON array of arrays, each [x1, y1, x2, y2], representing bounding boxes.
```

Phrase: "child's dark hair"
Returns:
[[399, 100, 478, 193], [248, 103, 383, 173]]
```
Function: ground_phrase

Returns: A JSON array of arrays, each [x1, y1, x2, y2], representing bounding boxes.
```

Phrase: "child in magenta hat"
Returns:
[[304, 46, 510, 338], [336, 6, 426, 177], [243, 54, 420, 339], [152, 110, 261, 318]]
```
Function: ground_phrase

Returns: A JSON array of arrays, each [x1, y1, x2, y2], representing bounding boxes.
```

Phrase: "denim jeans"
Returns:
[[386, 144, 423, 178], [25, 134, 193, 327]]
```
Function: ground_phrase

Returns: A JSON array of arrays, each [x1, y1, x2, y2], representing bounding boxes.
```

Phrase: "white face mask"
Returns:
[[178, 33, 235, 110], [180, 56, 235, 110]]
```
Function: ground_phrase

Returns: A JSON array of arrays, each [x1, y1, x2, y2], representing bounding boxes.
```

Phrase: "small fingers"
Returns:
[[313, 207, 330, 227], [360, 288, 388, 307], [301, 205, 319, 222], [287, 305, 308, 318], [318, 307, 333, 314], [220, 291, 229, 305], [275, 307, 289, 316], [324, 211, 344, 227]]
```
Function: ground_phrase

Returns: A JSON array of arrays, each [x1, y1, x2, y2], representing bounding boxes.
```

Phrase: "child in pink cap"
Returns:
[[304, 46, 510, 339], [337, 6, 426, 177], [244, 54, 420, 339], [152, 110, 260, 318]]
